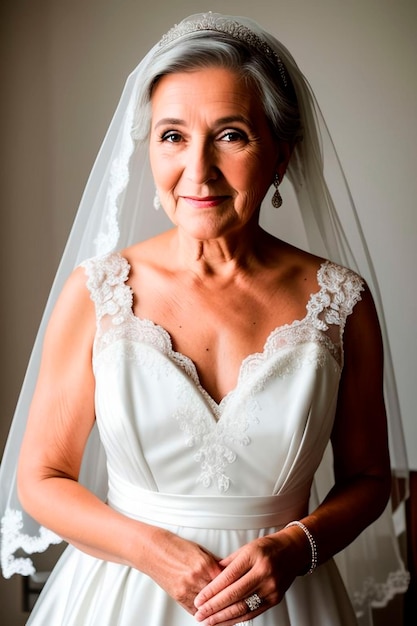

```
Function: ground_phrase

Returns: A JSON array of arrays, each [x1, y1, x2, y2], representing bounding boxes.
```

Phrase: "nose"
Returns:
[[184, 138, 218, 184]]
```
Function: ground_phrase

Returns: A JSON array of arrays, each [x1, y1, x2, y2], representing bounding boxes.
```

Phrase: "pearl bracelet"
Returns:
[[285, 520, 318, 575]]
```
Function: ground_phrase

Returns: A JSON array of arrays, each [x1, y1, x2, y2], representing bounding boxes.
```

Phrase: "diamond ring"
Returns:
[[244, 592, 262, 611]]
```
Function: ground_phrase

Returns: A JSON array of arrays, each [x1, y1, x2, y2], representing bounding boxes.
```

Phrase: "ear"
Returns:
[[275, 141, 294, 182]]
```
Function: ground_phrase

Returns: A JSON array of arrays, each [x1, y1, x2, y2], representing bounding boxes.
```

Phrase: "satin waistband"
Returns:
[[107, 476, 309, 530]]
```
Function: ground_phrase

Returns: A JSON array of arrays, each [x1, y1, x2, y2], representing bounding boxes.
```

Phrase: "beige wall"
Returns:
[[1, 0, 416, 623]]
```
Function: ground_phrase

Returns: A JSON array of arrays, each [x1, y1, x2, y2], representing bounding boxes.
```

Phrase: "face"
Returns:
[[149, 66, 288, 241]]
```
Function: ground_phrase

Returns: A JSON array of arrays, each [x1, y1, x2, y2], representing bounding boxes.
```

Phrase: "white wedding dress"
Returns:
[[27, 252, 362, 625]]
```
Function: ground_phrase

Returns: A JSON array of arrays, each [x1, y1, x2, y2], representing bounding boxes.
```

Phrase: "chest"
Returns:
[[130, 273, 313, 403]]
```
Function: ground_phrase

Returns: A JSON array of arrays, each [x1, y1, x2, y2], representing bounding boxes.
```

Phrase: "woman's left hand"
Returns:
[[193, 532, 302, 625]]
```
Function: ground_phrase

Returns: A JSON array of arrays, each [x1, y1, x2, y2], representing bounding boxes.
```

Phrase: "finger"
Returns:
[[194, 556, 250, 608], [194, 590, 268, 625], [218, 541, 259, 570], [194, 570, 257, 620]]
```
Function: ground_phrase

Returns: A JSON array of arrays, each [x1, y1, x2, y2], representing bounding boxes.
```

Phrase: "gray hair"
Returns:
[[132, 32, 301, 145]]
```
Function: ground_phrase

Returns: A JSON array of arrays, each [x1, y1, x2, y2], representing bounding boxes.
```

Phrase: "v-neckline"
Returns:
[[136, 316, 312, 414], [124, 260, 330, 409]]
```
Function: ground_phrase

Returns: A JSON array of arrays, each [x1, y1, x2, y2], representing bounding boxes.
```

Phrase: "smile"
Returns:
[[181, 196, 229, 208]]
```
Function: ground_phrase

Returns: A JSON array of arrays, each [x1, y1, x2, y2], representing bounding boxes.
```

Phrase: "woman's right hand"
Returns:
[[143, 528, 224, 615]]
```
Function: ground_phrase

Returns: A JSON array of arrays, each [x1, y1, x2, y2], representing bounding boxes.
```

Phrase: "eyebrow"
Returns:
[[153, 115, 253, 130], [217, 115, 253, 128], [154, 118, 185, 129]]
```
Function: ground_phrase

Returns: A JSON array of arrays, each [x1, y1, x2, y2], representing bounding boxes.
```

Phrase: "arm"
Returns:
[[301, 284, 391, 559], [17, 267, 222, 614], [194, 285, 391, 624]]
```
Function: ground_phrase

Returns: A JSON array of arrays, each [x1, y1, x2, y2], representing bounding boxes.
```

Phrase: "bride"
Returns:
[[0, 12, 409, 626]]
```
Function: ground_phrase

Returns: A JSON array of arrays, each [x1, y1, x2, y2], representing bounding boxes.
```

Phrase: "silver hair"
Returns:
[[132, 32, 301, 145]]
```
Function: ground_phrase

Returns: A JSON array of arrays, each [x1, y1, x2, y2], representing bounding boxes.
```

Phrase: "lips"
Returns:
[[181, 195, 229, 208]]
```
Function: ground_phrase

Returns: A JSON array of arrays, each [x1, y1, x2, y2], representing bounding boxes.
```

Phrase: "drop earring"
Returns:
[[153, 189, 161, 211], [272, 174, 282, 208]]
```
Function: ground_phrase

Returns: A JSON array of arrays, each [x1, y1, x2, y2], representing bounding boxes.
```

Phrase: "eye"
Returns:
[[218, 129, 247, 143], [160, 130, 183, 143]]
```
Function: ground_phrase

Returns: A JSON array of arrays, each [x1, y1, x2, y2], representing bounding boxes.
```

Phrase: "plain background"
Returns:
[[0, 1, 416, 623]]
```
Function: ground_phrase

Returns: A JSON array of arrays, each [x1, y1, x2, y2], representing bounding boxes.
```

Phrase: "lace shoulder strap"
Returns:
[[307, 261, 364, 333], [81, 252, 132, 330]]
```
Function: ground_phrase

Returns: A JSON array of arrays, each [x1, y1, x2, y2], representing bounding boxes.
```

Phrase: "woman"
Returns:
[[0, 12, 408, 625]]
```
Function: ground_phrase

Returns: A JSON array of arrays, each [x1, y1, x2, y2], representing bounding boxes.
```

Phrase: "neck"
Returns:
[[170, 224, 274, 279]]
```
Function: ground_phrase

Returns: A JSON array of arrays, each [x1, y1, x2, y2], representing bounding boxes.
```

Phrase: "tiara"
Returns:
[[158, 12, 288, 88]]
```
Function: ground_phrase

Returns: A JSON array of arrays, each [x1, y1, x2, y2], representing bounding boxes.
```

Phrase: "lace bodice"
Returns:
[[81, 252, 364, 496], [83, 252, 363, 369]]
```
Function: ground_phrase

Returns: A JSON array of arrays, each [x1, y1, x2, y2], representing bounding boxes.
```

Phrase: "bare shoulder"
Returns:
[[122, 229, 176, 266], [264, 235, 326, 292], [343, 280, 382, 351], [44, 265, 96, 355], [119, 231, 179, 300], [52, 265, 94, 318]]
